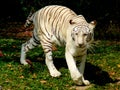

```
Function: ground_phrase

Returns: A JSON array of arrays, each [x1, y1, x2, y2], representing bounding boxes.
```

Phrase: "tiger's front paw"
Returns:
[[20, 60, 28, 65], [83, 80, 90, 86], [73, 76, 90, 86], [20, 59, 32, 65], [74, 76, 83, 85], [50, 70, 61, 77]]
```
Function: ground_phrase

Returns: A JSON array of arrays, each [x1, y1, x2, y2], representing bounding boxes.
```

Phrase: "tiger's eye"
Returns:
[[83, 34, 88, 36]]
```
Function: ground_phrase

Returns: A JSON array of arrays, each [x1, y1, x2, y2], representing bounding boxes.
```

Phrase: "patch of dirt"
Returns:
[[70, 84, 93, 90]]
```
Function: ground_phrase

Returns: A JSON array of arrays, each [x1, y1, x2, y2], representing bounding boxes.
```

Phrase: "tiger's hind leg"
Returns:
[[45, 51, 61, 77], [41, 41, 61, 77], [20, 35, 40, 65]]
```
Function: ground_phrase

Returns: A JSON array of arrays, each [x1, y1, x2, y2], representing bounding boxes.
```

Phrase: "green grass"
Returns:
[[0, 38, 120, 90]]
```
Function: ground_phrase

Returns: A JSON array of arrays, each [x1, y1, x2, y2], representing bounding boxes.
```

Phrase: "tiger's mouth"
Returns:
[[76, 44, 86, 48]]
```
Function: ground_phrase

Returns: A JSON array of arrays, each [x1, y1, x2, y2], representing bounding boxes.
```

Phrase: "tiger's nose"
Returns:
[[78, 43, 84, 47]]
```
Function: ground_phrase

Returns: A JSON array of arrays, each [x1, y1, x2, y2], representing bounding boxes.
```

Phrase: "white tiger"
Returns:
[[20, 5, 96, 85]]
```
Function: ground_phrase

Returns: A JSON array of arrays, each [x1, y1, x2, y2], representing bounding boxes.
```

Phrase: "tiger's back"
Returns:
[[33, 5, 77, 45]]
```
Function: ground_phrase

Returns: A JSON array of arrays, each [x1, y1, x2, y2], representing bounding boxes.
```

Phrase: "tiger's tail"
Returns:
[[24, 11, 35, 28]]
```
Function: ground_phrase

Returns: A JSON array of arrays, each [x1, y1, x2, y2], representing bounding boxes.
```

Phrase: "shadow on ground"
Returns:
[[85, 62, 113, 86], [53, 57, 115, 86]]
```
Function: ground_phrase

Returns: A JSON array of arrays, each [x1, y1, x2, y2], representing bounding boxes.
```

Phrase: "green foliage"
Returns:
[[0, 38, 120, 89]]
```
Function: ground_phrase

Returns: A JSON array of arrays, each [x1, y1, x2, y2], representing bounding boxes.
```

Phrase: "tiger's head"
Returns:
[[70, 15, 96, 48]]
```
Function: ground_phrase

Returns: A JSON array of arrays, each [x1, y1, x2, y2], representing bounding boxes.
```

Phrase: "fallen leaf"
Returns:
[[26, 59, 32, 66], [117, 64, 120, 68], [109, 71, 115, 76], [0, 51, 4, 57], [52, 44, 57, 51], [7, 64, 12, 68], [32, 73, 37, 79], [24, 31, 32, 37], [19, 75, 24, 79], [40, 80, 47, 84]]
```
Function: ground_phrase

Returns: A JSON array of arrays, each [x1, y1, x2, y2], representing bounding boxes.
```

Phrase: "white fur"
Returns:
[[65, 33, 90, 85], [20, 44, 28, 65], [20, 5, 96, 86], [45, 51, 61, 77]]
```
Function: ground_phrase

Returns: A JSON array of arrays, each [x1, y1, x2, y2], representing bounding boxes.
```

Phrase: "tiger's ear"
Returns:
[[89, 20, 97, 29], [69, 19, 76, 24]]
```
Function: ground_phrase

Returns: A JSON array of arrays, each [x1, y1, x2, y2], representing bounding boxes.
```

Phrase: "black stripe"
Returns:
[[60, 10, 72, 25], [43, 44, 52, 49], [33, 35, 40, 44], [54, 8, 67, 39], [51, 6, 65, 28], [41, 37, 51, 45], [48, 6, 61, 24], [32, 43, 37, 47], [39, 7, 51, 39], [27, 40, 30, 44], [42, 43, 52, 53], [27, 46, 30, 50], [44, 49, 52, 53], [43, 7, 52, 36], [56, 9, 69, 40], [46, 6, 54, 22]]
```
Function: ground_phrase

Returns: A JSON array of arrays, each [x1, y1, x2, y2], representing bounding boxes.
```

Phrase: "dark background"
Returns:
[[0, 0, 120, 40]]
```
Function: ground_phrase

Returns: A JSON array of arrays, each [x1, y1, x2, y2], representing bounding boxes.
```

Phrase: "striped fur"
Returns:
[[20, 5, 96, 85]]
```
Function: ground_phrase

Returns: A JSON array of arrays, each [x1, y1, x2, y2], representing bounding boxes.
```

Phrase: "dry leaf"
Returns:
[[117, 64, 120, 68], [32, 73, 37, 79], [40, 80, 47, 84], [52, 44, 57, 51], [109, 71, 115, 76], [19, 75, 24, 79], [0, 51, 3, 57]]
